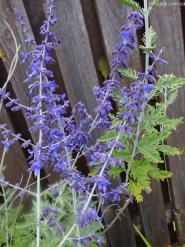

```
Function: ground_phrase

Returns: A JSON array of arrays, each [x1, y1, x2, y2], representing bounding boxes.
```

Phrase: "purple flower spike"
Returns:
[[76, 208, 97, 229], [28, 161, 43, 177], [137, 72, 156, 83], [1, 140, 10, 153], [18, 187, 26, 197], [95, 176, 111, 193], [115, 124, 133, 135], [149, 51, 168, 66]]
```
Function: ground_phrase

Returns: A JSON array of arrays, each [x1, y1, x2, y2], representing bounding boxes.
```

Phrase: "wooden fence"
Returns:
[[0, 0, 185, 246]]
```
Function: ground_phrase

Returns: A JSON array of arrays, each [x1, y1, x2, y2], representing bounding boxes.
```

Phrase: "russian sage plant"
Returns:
[[0, 0, 184, 246]]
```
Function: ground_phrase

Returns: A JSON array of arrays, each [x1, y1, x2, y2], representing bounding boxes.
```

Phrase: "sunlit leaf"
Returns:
[[98, 57, 109, 80]]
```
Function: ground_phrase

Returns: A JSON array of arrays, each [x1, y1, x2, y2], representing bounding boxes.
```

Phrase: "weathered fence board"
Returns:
[[94, 0, 142, 88], [0, 104, 35, 208], [139, 179, 171, 246], [0, 0, 36, 138], [150, 1, 185, 245], [0, 0, 62, 184], [79, 0, 106, 85]]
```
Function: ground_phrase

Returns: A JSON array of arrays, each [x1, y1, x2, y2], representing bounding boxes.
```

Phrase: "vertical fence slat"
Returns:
[[94, 0, 142, 88], [79, 0, 106, 85], [149, 2, 185, 245], [0, 106, 35, 207], [139, 179, 171, 246], [41, 0, 99, 113], [0, 107, 32, 186], [0, 0, 60, 184], [45, 3, 137, 246], [0, 0, 35, 136], [94, 1, 144, 246]]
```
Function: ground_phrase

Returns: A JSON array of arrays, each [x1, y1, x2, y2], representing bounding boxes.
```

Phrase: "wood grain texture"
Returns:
[[94, 0, 142, 88], [0, 0, 62, 184], [80, 0, 106, 85], [47, 3, 137, 245], [0, 105, 35, 207], [149, 2, 185, 244], [0, 0, 35, 135], [139, 179, 171, 246], [94, 2, 143, 246], [102, 182, 137, 247], [43, 0, 100, 110]]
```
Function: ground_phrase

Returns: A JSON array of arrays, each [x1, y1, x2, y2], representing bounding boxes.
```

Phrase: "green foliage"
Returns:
[[141, 104, 183, 133], [150, 74, 185, 98], [117, 0, 142, 12], [88, 165, 99, 176], [0, 184, 101, 247], [98, 129, 118, 142], [108, 166, 125, 178], [116, 67, 138, 80], [0, 49, 6, 62], [148, 0, 163, 13], [137, 132, 170, 163], [128, 159, 172, 201], [113, 147, 131, 163], [139, 27, 157, 52], [94, 66, 185, 202], [98, 57, 109, 80]]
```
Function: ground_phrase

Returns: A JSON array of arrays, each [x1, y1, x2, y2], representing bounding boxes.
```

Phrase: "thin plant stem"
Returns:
[[0, 139, 8, 172], [9, 173, 32, 244], [102, 194, 133, 235], [1, 186, 9, 247], [125, 3, 150, 183], [36, 5, 54, 246], [58, 131, 121, 247]]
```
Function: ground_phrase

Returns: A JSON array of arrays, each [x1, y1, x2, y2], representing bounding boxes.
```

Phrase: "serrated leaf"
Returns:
[[139, 45, 156, 52], [112, 89, 122, 100], [148, 167, 172, 181], [137, 143, 163, 163], [117, 0, 142, 11], [139, 131, 171, 146], [142, 101, 183, 132], [108, 166, 125, 178], [116, 67, 137, 80], [88, 166, 99, 176], [128, 179, 143, 202], [166, 90, 178, 106], [158, 145, 183, 156], [97, 130, 118, 142], [153, 74, 185, 94], [128, 160, 153, 201], [98, 57, 109, 80], [148, 0, 163, 13], [130, 160, 152, 187], [110, 118, 122, 129], [113, 148, 131, 162], [140, 27, 157, 53]]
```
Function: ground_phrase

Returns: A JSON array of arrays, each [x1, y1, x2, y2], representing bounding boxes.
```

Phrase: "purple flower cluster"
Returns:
[[0, 124, 22, 153], [42, 206, 65, 237], [73, 234, 103, 247], [14, 9, 30, 34], [110, 11, 143, 78]]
